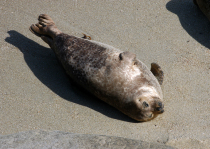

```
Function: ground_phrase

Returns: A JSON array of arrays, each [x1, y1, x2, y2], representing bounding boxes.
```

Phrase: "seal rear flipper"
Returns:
[[29, 24, 43, 37], [41, 36, 54, 49], [30, 24, 54, 48], [29, 24, 52, 39], [150, 63, 164, 85]]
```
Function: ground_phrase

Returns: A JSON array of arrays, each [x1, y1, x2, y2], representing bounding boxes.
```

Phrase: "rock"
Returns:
[[0, 130, 175, 149]]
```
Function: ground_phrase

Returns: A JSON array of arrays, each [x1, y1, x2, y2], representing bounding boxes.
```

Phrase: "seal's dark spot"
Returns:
[[143, 101, 149, 108]]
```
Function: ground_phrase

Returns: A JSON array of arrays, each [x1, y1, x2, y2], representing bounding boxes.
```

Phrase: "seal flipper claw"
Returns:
[[82, 34, 91, 40], [150, 63, 164, 85]]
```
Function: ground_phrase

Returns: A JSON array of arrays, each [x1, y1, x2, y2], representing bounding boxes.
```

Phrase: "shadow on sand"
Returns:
[[166, 0, 210, 49], [5, 30, 137, 123]]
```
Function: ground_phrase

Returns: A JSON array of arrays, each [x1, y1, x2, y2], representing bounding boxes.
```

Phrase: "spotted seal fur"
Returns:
[[29, 14, 164, 122]]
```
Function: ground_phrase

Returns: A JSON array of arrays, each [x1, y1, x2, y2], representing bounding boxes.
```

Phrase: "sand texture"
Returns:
[[0, 0, 210, 148]]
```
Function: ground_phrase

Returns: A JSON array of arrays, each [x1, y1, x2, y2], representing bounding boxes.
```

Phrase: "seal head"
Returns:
[[95, 51, 164, 121]]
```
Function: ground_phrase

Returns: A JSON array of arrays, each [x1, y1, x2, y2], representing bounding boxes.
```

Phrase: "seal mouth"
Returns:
[[157, 109, 164, 113], [155, 108, 164, 114]]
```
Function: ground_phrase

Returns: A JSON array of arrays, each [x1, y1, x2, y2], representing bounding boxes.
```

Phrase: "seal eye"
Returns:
[[143, 101, 149, 108], [133, 61, 137, 65], [119, 53, 123, 60]]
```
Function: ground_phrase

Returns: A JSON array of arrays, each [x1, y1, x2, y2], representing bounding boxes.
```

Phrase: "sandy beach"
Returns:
[[0, 0, 210, 148]]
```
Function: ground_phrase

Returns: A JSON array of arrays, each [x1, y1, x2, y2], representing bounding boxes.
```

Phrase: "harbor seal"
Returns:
[[29, 14, 164, 122], [194, 0, 210, 21]]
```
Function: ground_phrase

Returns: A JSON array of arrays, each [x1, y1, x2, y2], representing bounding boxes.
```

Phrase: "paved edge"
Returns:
[[0, 130, 175, 149]]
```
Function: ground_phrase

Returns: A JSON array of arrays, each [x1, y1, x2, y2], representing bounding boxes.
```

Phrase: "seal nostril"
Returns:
[[156, 107, 161, 111], [158, 102, 162, 107]]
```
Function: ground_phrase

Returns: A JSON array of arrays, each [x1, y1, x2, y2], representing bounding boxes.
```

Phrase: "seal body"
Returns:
[[30, 14, 164, 121]]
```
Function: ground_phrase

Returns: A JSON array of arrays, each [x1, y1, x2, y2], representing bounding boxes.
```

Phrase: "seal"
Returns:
[[29, 14, 164, 122], [194, 0, 210, 21]]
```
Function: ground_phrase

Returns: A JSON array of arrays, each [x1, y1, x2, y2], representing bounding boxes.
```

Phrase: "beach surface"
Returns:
[[0, 0, 210, 148]]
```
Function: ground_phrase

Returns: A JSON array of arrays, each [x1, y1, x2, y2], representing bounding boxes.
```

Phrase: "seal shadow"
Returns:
[[5, 30, 138, 123], [166, 0, 210, 49]]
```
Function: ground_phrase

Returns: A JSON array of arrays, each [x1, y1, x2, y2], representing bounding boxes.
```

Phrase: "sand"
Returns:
[[0, 0, 209, 148]]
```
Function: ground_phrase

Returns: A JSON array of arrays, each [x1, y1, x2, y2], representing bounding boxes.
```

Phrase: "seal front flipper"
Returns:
[[82, 33, 91, 40], [150, 63, 164, 85]]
